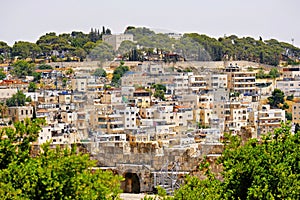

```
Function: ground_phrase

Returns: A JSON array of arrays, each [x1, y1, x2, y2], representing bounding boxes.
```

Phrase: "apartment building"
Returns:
[[213, 100, 248, 133], [38, 126, 52, 144], [8, 106, 33, 122], [0, 88, 17, 100], [153, 105, 175, 124], [292, 102, 300, 124], [276, 79, 300, 96], [207, 73, 228, 89], [116, 106, 139, 130], [282, 67, 300, 80], [188, 74, 207, 93], [173, 72, 191, 95], [173, 106, 193, 127], [97, 113, 124, 134], [131, 90, 151, 108], [225, 64, 257, 96], [249, 104, 285, 135]]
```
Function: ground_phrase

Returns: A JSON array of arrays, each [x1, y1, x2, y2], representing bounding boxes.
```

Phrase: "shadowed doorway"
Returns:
[[122, 172, 140, 193]]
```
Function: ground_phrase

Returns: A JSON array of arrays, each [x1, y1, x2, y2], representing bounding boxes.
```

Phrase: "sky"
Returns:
[[1, 0, 300, 47]]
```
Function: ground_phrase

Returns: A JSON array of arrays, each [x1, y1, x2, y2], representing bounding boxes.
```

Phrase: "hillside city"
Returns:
[[1, 26, 300, 198]]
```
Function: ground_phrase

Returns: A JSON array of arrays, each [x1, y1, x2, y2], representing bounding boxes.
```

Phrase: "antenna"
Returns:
[[292, 38, 294, 46]]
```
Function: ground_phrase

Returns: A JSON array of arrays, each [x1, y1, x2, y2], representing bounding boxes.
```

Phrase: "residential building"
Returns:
[[225, 64, 257, 96], [276, 79, 300, 96], [0, 88, 17, 100], [97, 113, 124, 134], [249, 104, 285, 135], [8, 106, 33, 122], [292, 102, 300, 124], [188, 74, 207, 93]]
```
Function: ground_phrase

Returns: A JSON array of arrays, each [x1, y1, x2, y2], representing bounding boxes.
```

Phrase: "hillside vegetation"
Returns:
[[0, 27, 300, 66]]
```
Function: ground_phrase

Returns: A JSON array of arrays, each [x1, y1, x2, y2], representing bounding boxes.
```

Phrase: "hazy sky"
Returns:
[[2, 0, 300, 46]]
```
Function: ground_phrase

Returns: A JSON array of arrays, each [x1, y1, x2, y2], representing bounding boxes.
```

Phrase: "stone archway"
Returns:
[[122, 172, 141, 193]]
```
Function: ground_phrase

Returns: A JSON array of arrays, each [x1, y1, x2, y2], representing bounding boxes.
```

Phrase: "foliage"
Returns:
[[174, 157, 221, 200], [89, 41, 115, 61], [37, 64, 52, 70], [111, 62, 129, 86], [0, 69, 6, 80], [152, 84, 166, 92], [12, 41, 41, 60], [282, 102, 289, 110], [174, 123, 300, 199], [268, 89, 285, 108], [3, 27, 300, 65], [11, 60, 35, 78], [32, 71, 42, 82], [93, 68, 107, 77], [152, 84, 166, 101], [285, 111, 292, 121], [0, 41, 11, 55], [28, 82, 37, 92], [269, 68, 280, 79], [65, 68, 74, 76], [0, 103, 8, 118], [154, 90, 165, 101], [286, 94, 294, 101], [0, 118, 45, 169], [0, 118, 123, 199], [117, 40, 136, 55], [6, 91, 31, 107]]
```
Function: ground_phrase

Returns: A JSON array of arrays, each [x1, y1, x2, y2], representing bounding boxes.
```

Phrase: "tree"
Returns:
[[152, 84, 166, 92], [89, 41, 115, 61], [93, 68, 107, 77], [83, 41, 96, 54], [174, 123, 300, 199], [0, 118, 123, 199], [0, 103, 8, 119], [153, 90, 165, 101], [117, 40, 136, 55], [268, 89, 285, 108], [0, 68, 6, 80], [28, 82, 37, 92], [6, 91, 31, 107], [269, 68, 280, 79], [11, 60, 35, 78], [12, 41, 41, 60], [37, 64, 52, 70], [111, 62, 129, 86]]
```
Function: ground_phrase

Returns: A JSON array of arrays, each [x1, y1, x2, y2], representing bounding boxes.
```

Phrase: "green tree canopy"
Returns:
[[0, 118, 123, 199], [6, 91, 31, 107], [37, 64, 53, 70], [111, 62, 129, 86], [268, 88, 285, 108], [89, 41, 115, 61], [269, 68, 280, 79], [174, 123, 300, 199], [0, 69, 6, 80], [12, 41, 41, 60], [11, 60, 35, 78], [93, 68, 107, 77], [28, 82, 37, 92]]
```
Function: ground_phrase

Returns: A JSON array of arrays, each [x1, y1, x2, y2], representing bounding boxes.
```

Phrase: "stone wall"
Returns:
[[86, 141, 224, 192]]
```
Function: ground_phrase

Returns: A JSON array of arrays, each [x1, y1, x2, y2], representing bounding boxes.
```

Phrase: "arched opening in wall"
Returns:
[[121, 172, 140, 193]]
